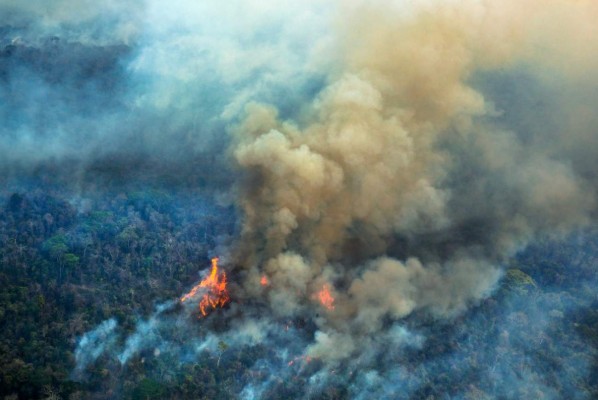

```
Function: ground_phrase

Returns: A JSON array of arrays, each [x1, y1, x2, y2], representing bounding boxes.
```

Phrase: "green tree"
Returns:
[[131, 378, 165, 400], [217, 340, 229, 367], [42, 235, 69, 281]]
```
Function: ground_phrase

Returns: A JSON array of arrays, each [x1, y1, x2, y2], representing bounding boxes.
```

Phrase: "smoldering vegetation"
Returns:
[[1, 0, 598, 399], [2, 189, 596, 399]]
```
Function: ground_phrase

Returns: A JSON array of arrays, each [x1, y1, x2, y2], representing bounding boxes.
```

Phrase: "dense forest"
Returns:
[[1, 189, 597, 399], [0, 188, 235, 399]]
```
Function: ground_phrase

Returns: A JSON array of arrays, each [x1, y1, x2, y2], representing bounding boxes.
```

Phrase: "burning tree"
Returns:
[[180, 257, 230, 317]]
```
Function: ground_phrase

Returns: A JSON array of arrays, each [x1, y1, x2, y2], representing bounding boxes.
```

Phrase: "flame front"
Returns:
[[181, 257, 230, 317], [316, 284, 335, 311], [288, 355, 313, 367]]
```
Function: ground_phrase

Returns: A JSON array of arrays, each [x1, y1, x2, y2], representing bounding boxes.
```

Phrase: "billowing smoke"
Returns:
[[230, 0, 597, 365], [3, 0, 598, 398]]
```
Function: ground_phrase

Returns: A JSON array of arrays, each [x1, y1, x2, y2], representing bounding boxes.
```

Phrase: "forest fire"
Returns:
[[316, 284, 335, 311], [260, 275, 269, 286], [180, 257, 230, 317], [288, 355, 313, 367]]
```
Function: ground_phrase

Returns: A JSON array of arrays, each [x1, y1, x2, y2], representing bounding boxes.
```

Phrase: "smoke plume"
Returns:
[[230, 0, 598, 365]]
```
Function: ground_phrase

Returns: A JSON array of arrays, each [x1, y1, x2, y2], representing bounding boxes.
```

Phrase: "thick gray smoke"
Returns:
[[231, 0, 598, 364], [3, 0, 598, 397]]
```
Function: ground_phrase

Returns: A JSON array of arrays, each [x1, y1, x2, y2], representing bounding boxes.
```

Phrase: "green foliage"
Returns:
[[42, 235, 68, 259], [89, 211, 114, 223], [81, 210, 117, 237], [117, 226, 139, 249], [218, 340, 229, 353], [63, 253, 79, 268], [502, 268, 537, 294], [131, 378, 165, 400]]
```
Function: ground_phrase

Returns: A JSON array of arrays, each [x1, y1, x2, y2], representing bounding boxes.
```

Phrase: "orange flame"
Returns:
[[316, 284, 335, 311], [260, 275, 269, 286], [288, 355, 313, 367], [181, 257, 230, 317]]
